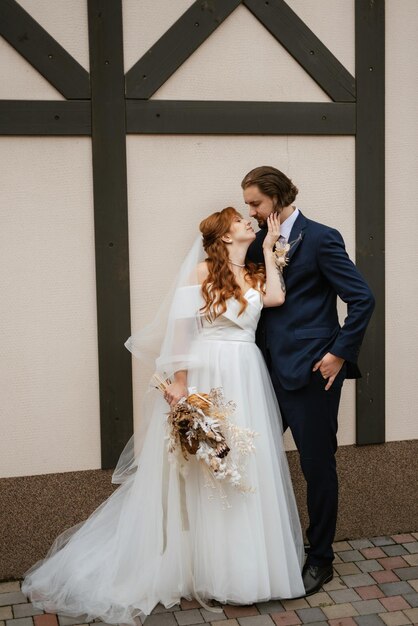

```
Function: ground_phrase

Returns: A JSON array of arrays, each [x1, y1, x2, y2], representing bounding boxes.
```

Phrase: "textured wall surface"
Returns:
[[0, 138, 101, 477], [0, 0, 417, 479], [384, 0, 418, 442]]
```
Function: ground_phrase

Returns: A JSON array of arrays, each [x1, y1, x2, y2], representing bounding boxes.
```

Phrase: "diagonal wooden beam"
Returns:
[[0, 100, 91, 135], [125, 0, 242, 99], [126, 100, 355, 135], [0, 0, 90, 99], [243, 0, 356, 102]]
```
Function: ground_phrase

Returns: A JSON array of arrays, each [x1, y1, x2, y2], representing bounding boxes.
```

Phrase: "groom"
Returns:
[[243, 166, 375, 595]]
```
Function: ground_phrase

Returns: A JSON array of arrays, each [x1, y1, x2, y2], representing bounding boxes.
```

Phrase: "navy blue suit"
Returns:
[[247, 210, 375, 565]]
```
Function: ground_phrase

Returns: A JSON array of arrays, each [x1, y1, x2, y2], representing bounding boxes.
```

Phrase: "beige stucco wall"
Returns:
[[385, 0, 418, 442], [0, 136, 101, 477], [0, 0, 416, 478]]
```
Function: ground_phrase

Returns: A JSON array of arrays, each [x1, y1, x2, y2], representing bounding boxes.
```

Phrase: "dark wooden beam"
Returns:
[[355, 0, 385, 444], [126, 100, 355, 135], [125, 0, 242, 99], [244, 0, 356, 103], [0, 0, 90, 99], [0, 99, 356, 137], [88, 0, 133, 468], [0, 100, 91, 135]]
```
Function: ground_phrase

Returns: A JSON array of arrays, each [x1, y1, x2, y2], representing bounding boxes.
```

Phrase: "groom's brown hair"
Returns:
[[241, 166, 298, 208]]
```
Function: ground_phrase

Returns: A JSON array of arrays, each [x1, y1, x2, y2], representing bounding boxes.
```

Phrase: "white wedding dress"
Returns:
[[21, 286, 305, 625]]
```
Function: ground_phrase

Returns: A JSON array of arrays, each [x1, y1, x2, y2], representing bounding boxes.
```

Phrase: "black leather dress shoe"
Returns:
[[302, 563, 334, 596]]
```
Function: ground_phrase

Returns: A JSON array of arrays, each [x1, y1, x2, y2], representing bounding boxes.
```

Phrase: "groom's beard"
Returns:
[[256, 209, 281, 229]]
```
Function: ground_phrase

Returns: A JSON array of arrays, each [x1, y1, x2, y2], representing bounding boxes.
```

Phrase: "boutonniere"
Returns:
[[273, 232, 303, 272]]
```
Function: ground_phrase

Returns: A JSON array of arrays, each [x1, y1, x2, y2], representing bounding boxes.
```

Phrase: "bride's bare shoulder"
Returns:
[[196, 261, 209, 284]]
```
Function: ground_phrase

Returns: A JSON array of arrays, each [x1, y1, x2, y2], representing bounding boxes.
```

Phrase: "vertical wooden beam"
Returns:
[[87, 0, 133, 467], [355, 0, 385, 444]]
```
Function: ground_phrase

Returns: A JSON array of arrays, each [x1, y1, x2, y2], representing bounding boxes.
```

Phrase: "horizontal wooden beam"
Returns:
[[244, 0, 356, 103], [0, 100, 356, 136], [126, 100, 356, 135], [125, 0, 242, 99], [0, 0, 90, 99], [0, 100, 91, 135]]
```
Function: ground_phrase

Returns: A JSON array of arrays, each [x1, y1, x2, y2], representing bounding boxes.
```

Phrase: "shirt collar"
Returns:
[[280, 207, 299, 241]]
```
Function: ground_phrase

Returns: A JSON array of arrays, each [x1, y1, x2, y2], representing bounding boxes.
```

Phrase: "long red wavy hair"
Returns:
[[199, 207, 265, 321]]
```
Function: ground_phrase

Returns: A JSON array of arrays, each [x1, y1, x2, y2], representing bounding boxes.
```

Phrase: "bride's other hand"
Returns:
[[262, 212, 281, 251], [164, 381, 188, 408]]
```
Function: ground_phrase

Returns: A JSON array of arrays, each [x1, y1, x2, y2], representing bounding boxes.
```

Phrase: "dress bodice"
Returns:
[[199, 287, 263, 343]]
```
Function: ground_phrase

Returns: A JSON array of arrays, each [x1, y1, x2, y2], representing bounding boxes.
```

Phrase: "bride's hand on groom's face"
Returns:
[[312, 353, 345, 391], [262, 212, 281, 251]]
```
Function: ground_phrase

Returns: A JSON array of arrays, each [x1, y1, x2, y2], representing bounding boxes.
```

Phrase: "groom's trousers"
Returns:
[[269, 358, 347, 567]]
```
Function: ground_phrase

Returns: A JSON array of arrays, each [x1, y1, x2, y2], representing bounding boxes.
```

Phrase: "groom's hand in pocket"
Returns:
[[312, 353, 345, 391]]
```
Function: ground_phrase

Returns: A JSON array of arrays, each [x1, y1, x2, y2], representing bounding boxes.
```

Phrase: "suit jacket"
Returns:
[[246, 210, 375, 390]]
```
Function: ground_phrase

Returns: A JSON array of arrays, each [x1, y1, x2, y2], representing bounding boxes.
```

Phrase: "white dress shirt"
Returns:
[[278, 207, 300, 244]]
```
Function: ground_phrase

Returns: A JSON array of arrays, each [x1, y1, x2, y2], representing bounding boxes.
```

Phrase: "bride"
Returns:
[[21, 206, 306, 624]]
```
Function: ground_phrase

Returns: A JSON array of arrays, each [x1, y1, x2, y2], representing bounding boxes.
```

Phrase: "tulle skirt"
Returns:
[[21, 337, 305, 624]]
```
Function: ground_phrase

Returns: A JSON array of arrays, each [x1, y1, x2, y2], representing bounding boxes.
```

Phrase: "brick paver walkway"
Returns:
[[1, 533, 418, 626]]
